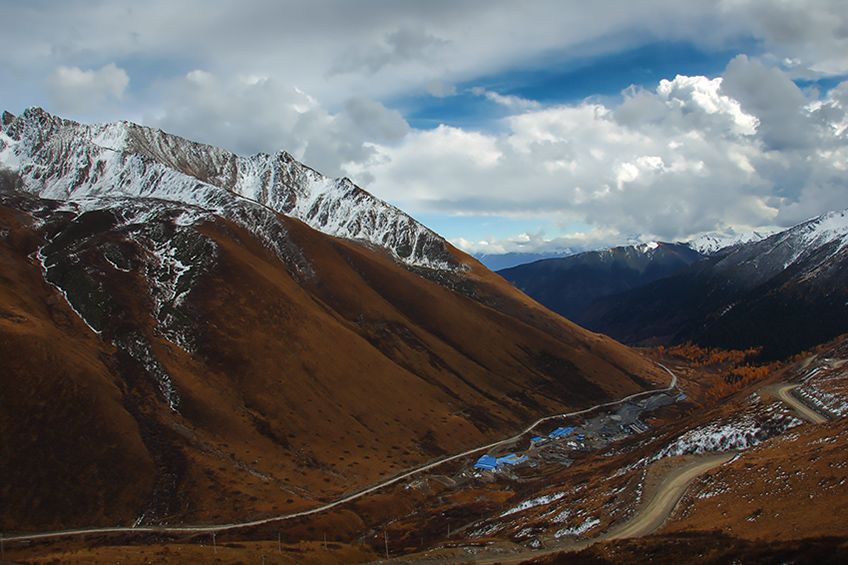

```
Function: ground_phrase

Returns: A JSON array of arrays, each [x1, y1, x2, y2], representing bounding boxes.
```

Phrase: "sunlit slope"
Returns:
[[0, 195, 664, 532]]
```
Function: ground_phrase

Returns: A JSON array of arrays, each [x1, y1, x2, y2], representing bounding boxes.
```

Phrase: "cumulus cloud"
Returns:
[[356, 60, 848, 252], [329, 24, 449, 75], [733, 0, 848, 76], [341, 97, 409, 143], [426, 80, 457, 98], [722, 55, 811, 150], [6, 1, 848, 257], [450, 226, 626, 257], [146, 70, 410, 178], [45, 63, 129, 114]]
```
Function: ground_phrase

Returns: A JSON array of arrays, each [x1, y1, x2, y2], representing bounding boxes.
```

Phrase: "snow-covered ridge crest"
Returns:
[[794, 209, 848, 251], [0, 107, 457, 270], [688, 207, 848, 290], [687, 230, 770, 255]]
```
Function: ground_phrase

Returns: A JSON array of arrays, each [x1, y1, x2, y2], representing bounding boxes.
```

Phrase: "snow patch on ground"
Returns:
[[797, 363, 848, 416], [555, 517, 600, 538], [500, 491, 569, 518], [653, 403, 802, 460]]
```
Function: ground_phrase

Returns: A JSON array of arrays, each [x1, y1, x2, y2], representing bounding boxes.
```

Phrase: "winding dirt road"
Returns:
[[776, 383, 828, 424], [606, 452, 735, 540], [453, 452, 734, 565], [4, 367, 678, 543]]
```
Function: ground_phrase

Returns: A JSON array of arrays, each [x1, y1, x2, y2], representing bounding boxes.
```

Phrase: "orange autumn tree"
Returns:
[[648, 342, 777, 402], [648, 342, 758, 367]]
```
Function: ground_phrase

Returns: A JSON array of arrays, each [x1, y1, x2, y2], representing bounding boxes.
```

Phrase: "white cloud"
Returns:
[[358, 63, 848, 253], [329, 23, 450, 75], [450, 225, 626, 256], [730, 0, 848, 76], [341, 97, 409, 143], [4, 1, 846, 110], [4, 1, 848, 257], [45, 63, 129, 114], [471, 87, 541, 111], [146, 70, 411, 178], [0, 1, 759, 114], [426, 80, 457, 98]]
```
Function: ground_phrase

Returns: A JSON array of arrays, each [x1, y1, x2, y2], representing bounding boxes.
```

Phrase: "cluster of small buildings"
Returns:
[[532, 426, 586, 445], [473, 453, 530, 472], [470, 393, 679, 478], [474, 426, 587, 472]]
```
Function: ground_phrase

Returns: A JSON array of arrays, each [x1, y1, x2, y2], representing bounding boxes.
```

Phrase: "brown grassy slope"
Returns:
[[1, 200, 667, 531], [0, 205, 155, 531], [536, 416, 848, 564], [665, 417, 848, 540], [155, 215, 666, 513]]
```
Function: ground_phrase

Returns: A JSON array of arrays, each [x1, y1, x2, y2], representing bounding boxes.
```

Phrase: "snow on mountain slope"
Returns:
[[687, 230, 770, 255], [0, 107, 456, 270], [705, 209, 848, 288], [580, 207, 848, 359]]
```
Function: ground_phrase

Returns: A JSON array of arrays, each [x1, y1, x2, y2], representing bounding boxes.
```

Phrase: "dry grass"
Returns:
[[1, 199, 667, 538]]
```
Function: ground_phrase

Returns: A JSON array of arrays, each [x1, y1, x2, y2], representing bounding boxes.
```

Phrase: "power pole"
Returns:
[[212, 531, 217, 554], [278, 531, 282, 554], [384, 530, 389, 560]]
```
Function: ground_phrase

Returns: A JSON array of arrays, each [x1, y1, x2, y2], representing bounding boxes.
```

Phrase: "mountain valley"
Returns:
[[2, 109, 847, 564], [0, 109, 663, 533]]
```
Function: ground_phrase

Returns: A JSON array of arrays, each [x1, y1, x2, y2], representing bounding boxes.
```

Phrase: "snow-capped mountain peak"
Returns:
[[0, 107, 457, 270], [687, 230, 770, 255], [634, 241, 660, 253], [796, 209, 848, 250]]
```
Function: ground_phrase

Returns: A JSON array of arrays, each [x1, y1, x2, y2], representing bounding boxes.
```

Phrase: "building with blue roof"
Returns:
[[474, 453, 530, 471], [474, 455, 498, 471], [549, 426, 574, 439]]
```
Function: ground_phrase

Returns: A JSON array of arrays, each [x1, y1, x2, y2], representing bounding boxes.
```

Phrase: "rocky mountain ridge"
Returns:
[[0, 108, 666, 533], [580, 208, 848, 359], [498, 241, 705, 324], [0, 107, 454, 270]]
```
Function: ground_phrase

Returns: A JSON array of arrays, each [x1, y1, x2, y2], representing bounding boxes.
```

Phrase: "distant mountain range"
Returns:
[[582, 209, 848, 359], [474, 250, 576, 271], [478, 231, 767, 271], [499, 242, 705, 323], [0, 108, 664, 531], [500, 211, 848, 360]]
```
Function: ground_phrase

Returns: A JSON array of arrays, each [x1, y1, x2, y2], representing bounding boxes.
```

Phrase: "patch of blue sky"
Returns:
[[397, 91, 515, 132], [411, 211, 590, 244], [795, 75, 848, 97], [495, 40, 754, 102], [117, 53, 203, 85], [398, 39, 761, 132]]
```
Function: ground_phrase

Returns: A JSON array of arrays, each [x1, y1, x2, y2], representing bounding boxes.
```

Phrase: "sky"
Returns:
[[2, 0, 848, 264]]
